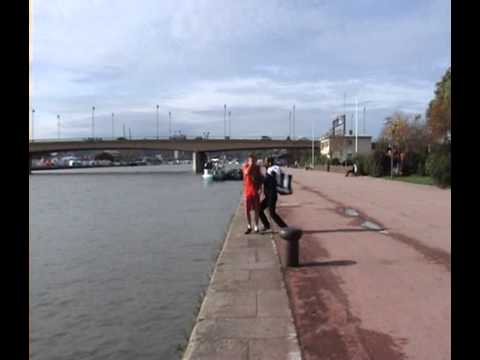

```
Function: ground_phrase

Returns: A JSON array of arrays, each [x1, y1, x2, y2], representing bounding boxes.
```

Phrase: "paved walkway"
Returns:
[[276, 170, 450, 360], [183, 204, 301, 360]]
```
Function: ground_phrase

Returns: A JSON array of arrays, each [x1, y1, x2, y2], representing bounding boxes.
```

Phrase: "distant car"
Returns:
[[117, 137, 127, 141], [261, 136, 272, 140], [171, 134, 187, 140]]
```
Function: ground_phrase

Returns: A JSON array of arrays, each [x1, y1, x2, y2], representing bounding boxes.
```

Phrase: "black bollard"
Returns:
[[279, 227, 303, 267]]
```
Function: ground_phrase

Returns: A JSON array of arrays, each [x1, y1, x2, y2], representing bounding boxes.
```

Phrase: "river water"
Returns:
[[29, 165, 242, 359]]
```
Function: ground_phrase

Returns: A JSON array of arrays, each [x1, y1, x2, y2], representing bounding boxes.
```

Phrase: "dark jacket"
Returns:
[[263, 171, 278, 201]]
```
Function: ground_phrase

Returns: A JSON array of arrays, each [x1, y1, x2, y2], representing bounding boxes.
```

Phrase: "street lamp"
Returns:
[[156, 104, 159, 140], [57, 114, 61, 140], [112, 113, 115, 139], [169, 111, 172, 139], [292, 104, 296, 140], [92, 106, 96, 139], [31, 108, 35, 141], [224, 104, 227, 139], [228, 110, 231, 139], [311, 118, 315, 169], [384, 117, 394, 178], [289, 110, 292, 139]]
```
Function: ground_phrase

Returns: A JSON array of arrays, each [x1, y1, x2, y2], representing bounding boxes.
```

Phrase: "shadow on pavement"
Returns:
[[302, 228, 385, 234], [299, 260, 357, 268]]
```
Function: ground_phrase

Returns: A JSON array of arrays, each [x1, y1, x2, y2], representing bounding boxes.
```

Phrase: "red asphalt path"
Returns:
[[275, 170, 451, 360]]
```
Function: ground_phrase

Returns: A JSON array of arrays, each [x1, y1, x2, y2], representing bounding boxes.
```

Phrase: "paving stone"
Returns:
[[184, 339, 248, 360], [191, 317, 296, 341], [257, 290, 292, 318], [199, 291, 256, 319], [249, 338, 302, 360]]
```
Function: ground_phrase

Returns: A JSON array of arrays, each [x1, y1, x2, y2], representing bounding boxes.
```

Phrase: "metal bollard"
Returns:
[[279, 227, 303, 267]]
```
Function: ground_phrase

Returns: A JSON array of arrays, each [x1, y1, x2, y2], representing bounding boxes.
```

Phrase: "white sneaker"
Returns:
[[254, 225, 259, 233]]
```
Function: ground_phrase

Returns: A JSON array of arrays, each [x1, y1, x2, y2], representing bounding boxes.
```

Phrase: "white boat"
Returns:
[[202, 169, 214, 180]]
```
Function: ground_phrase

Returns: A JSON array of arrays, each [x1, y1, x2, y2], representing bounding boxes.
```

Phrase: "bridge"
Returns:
[[29, 138, 313, 173]]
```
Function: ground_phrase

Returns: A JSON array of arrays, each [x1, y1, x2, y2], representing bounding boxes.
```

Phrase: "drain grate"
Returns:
[[361, 221, 383, 231], [344, 208, 359, 217]]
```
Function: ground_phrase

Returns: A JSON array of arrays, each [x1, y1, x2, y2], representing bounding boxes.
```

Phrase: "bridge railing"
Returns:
[[30, 135, 313, 143]]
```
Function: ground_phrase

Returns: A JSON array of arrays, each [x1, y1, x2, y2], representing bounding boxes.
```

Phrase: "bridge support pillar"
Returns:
[[192, 151, 207, 174]]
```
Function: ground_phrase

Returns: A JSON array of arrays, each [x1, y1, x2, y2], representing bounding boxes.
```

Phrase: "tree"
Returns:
[[426, 67, 451, 142]]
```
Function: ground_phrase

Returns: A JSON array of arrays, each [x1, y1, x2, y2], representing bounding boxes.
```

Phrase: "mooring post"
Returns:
[[279, 227, 303, 267]]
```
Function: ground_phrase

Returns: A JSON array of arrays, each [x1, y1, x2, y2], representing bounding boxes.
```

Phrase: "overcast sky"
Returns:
[[30, 0, 450, 140]]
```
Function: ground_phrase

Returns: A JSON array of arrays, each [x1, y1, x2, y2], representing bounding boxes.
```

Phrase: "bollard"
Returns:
[[279, 227, 303, 267]]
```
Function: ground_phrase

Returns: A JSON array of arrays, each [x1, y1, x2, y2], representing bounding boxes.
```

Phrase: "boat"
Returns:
[[202, 169, 214, 180]]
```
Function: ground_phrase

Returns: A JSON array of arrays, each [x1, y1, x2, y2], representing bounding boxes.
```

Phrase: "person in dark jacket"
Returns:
[[259, 157, 288, 231]]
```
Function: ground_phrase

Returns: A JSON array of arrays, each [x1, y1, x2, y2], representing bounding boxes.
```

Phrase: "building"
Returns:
[[319, 114, 373, 161], [320, 135, 372, 161]]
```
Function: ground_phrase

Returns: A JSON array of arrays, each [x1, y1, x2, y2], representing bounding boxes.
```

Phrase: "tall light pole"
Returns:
[[169, 112, 172, 139], [384, 117, 394, 179], [123, 123, 126, 138], [57, 114, 61, 140], [92, 106, 96, 139], [363, 106, 366, 135], [355, 97, 358, 153], [129, 127, 132, 140], [293, 104, 296, 140], [111, 113, 115, 139], [31, 108, 35, 141], [289, 110, 292, 139], [224, 104, 227, 139], [228, 110, 231, 138], [156, 104, 159, 140], [311, 118, 315, 169]]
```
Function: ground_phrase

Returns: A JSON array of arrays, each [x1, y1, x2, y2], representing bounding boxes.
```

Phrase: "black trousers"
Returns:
[[259, 195, 287, 229]]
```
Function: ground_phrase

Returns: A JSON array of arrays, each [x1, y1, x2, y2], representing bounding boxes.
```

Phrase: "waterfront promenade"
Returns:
[[276, 169, 450, 360], [182, 204, 302, 359], [183, 169, 450, 359]]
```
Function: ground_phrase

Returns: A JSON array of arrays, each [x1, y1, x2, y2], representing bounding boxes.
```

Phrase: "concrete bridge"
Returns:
[[29, 138, 312, 173]]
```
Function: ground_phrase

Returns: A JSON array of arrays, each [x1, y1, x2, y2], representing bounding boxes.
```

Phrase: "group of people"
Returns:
[[241, 154, 288, 234]]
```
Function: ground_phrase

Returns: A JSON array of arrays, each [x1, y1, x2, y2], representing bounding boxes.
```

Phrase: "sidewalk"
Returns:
[[275, 169, 451, 360], [182, 204, 301, 360]]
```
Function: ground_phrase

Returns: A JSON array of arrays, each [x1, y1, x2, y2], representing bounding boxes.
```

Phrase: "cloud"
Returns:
[[30, 0, 450, 140]]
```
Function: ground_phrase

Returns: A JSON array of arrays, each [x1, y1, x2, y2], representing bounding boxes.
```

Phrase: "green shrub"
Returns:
[[353, 154, 369, 175], [367, 150, 389, 177], [426, 150, 450, 187], [331, 158, 340, 166], [402, 152, 427, 176]]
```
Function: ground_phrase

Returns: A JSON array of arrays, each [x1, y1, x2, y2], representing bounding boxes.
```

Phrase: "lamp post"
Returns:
[[355, 97, 358, 153], [156, 104, 159, 140], [224, 104, 227, 139], [169, 112, 172, 139], [293, 104, 296, 140], [384, 117, 394, 178], [311, 118, 315, 169], [228, 110, 231, 138], [289, 110, 292, 139], [92, 106, 96, 139], [57, 114, 61, 140], [111, 113, 115, 139], [31, 108, 35, 141]]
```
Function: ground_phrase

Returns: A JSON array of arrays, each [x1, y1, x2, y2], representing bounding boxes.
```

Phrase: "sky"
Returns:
[[30, 0, 450, 140]]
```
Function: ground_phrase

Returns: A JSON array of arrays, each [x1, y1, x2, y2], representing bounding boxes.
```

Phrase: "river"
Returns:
[[29, 165, 242, 359]]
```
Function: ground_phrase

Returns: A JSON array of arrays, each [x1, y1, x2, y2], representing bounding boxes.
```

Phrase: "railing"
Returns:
[[30, 136, 314, 143]]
